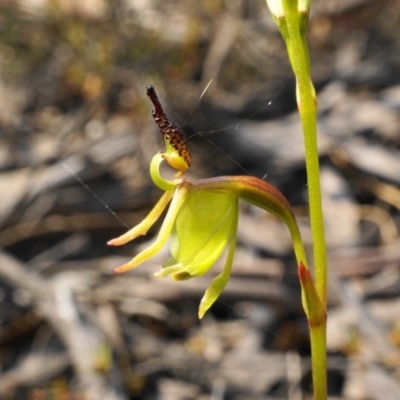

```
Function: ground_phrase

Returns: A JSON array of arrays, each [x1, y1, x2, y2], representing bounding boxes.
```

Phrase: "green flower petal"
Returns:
[[165, 190, 238, 278], [198, 206, 239, 318], [113, 185, 189, 273]]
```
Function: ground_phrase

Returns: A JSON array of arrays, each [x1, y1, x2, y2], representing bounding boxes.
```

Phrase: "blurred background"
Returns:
[[0, 0, 400, 399]]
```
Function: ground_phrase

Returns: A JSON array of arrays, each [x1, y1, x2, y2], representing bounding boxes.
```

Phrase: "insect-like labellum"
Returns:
[[146, 85, 191, 170]]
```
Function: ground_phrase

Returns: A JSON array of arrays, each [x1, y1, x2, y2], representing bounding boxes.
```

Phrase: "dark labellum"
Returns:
[[146, 84, 191, 167]]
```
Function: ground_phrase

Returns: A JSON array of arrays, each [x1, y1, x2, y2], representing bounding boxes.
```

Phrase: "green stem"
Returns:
[[281, 2, 327, 306], [280, 1, 328, 399], [310, 321, 327, 400]]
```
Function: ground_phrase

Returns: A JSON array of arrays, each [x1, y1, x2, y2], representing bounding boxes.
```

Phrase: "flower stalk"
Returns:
[[265, 0, 328, 399]]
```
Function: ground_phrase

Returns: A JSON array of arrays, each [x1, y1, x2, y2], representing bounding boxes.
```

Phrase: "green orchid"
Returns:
[[109, 85, 309, 318]]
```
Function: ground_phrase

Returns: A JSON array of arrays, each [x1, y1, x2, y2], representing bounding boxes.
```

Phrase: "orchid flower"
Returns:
[[109, 85, 310, 318]]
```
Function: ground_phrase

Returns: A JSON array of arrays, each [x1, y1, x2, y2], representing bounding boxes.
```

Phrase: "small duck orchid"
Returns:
[[109, 85, 309, 318]]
